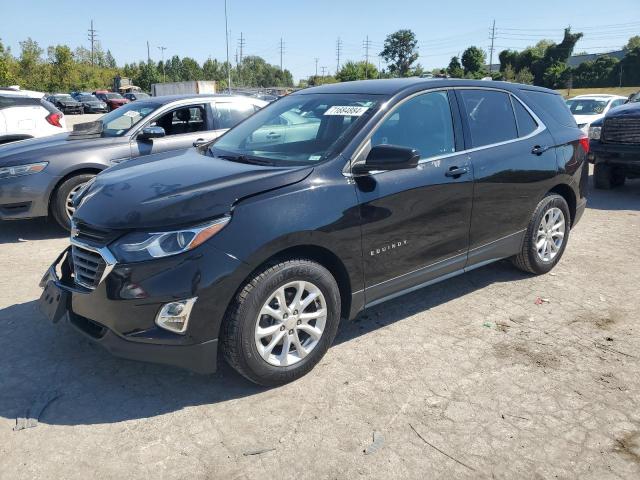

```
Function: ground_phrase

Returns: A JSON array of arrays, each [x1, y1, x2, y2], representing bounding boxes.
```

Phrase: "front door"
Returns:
[[354, 90, 474, 305], [130, 103, 221, 157]]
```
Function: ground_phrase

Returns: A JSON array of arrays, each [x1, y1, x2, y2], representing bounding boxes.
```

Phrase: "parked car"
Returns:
[[565, 94, 627, 135], [0, 94, 266, 229], [46, 94, 84, 114], [0, 88, 66, 144], [38, 79, 588, 386], [588, 100, 640, 189], [123, 92, 151, 102], [73, 93, 108, 113], [93, 91, 129, 111], [627, 91, 640, 103]]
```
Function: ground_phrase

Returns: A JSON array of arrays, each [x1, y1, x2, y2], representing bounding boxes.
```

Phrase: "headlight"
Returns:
[[0, 162, 48, 179], [112, 217, 230, 262], [588, 126, 601, 140]]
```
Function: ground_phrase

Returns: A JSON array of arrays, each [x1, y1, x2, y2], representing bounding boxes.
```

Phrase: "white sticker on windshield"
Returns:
[[324, 106, 369, 116], [123, 110, 140, 118], [309, 155, 322, 161]]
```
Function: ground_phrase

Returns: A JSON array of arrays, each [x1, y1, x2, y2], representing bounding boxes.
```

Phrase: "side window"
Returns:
[[611, 99, 625, 109], [371, 90, 455, 159], [522, 90, 576, 128], [150, 105, 206, 136], [214, 102, 257, 129], [459, 90, 518, 147], [512, 98, 538, 137]]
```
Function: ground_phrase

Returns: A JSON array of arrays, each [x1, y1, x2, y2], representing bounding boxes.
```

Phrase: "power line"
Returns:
[[87, 19, 98, 67]]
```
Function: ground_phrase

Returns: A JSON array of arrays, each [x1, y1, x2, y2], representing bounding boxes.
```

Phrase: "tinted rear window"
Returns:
[[459, 89, 518, 147], [0, 95, 41, 110], [521, 90, 576, 128], [512, 98, 538, 137]]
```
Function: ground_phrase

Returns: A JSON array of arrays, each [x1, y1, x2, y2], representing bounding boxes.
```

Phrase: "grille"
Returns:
[[73, 221, 115, 245], [71, 245, 107, 289], [603, 117, 640, 144]]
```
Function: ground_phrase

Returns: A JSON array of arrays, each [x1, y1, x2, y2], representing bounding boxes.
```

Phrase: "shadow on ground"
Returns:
[[0, 218, 66, 245], [586, 175, 640, 211], [0, 260, 526, 427]]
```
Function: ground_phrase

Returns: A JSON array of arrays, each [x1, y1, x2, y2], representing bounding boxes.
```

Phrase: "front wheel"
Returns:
[[221, 259, 341, 386], [511, 193, 570, 275], [51, 173, 96, 231], [594, 163, 613, 189]]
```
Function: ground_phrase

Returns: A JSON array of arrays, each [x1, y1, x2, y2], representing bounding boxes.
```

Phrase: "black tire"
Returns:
[[51, 173, 96, 231], [511, 193, 570, 275], [221, 259, 341, 386], [594, 163, 613, 189]]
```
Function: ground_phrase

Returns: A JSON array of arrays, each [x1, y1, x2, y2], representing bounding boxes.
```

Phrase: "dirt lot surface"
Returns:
[[1, 174, 639, 480]]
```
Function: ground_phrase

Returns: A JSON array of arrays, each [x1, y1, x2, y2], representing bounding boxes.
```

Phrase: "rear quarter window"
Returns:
[[520, 90, 577, 128], [0, 96, 42, 110]]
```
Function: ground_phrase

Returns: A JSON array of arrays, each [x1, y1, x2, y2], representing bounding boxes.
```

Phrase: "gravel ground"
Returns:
[[0, 173, 639, 480]]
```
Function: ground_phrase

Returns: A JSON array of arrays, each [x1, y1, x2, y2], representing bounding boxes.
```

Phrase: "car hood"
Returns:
[[73, 149, 314, 230], [0, 133, 121, 167], [606, 103, 640, 119], [107, 98, 128, 104]]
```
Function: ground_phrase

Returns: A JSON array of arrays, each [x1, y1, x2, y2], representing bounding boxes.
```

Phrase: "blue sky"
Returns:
[[2, 0, 639, 81]]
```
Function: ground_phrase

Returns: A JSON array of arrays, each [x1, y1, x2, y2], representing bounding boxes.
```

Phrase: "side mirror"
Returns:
[[352, 144, 420, 175], [138, 126, 165, 141]]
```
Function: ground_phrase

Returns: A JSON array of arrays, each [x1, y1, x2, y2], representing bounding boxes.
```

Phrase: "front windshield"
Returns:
[[135, 92, 150, 98], [78, 95, 98, 101], [566, 99, 608, 115], [105, 93, 124, 100], [100, 101, 157, 137], [55, 94, 75, 101], [211, 93, 384, 165]]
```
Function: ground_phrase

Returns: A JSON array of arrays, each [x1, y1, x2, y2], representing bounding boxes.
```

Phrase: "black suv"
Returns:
[[588, 101, 640, 189], [39, 79, 588, 386]]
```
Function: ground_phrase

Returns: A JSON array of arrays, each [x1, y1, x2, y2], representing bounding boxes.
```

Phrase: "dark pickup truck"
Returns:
[[589, 100, 640, 189]]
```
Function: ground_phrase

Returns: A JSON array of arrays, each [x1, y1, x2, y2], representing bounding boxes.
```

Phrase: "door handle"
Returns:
[[531, 145, 550, 156], [445, 166, 469, 178], [266, 132, 281, 139], [193, 138, 208, 147]]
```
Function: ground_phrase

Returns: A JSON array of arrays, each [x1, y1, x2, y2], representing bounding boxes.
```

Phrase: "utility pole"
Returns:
[[224, 0, 232, 91], [158, 46, 167, 82], [321, 66, 327, 78], [88, 19, 98, 67], [146, 41, 151, 63], [238, 32, 245, 64], [314, 58, 319, 78], [279, 37, 285, 71], [619, 65, 624, 87], [363, 35, 372, 79], [488, 19, 496, 74], [336, 37, 342, 74]]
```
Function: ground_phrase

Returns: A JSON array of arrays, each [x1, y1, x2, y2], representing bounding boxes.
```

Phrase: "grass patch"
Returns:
[[556, 86, 640, 99]]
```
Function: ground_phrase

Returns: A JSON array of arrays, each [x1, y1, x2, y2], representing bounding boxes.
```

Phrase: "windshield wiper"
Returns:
[[215, 153, 275, 166]]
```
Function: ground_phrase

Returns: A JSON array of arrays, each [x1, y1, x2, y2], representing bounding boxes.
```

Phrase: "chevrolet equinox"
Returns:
[[39, 79, 588, 386]]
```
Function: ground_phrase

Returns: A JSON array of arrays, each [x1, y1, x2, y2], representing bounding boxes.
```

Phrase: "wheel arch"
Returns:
[[48, 167, 104, 213], [548, 183, 576, 227]]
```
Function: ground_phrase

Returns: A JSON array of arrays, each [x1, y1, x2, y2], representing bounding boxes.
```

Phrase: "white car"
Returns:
[[565, 94, 627, 135], [0, 87, 67, 145]]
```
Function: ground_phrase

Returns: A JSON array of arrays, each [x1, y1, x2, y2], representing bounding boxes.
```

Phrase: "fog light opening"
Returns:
[[155, 297, 197, 334]]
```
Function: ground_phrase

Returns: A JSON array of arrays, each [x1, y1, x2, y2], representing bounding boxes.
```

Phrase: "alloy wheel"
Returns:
[[536, 207, 565, 262], [65, 183, 86, 219], [254, 280, 327, 367]]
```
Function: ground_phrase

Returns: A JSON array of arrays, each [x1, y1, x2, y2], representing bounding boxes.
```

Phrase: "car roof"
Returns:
[[294, 78, 557, 96], [0, 88, 45, 98], [148, 94, 267, 105]]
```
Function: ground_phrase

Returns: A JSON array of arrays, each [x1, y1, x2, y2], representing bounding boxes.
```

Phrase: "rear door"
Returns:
[[355, 89, 474, 304], [456, 88, 558, 266]]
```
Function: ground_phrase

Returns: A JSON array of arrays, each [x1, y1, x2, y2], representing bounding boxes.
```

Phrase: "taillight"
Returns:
[[578, 136, 589, 154], [46, 112, 63, 128]]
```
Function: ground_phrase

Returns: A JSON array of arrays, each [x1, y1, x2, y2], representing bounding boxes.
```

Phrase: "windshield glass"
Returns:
[[210, 93, 384, 165], [78, 95, 98, 101], [55, 94, 75, 101], [566, 99, 608, 115], [135, 92, 150, 98], [105, 93, 124, 100], [100, 101, 157, 137]]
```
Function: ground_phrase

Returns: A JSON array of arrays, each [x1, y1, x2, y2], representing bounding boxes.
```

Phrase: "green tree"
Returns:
[[105, 50, 117, 69], [461, 46, 486, 75], [543, 61, 571, 89], [0, 39, 16, 86], [447, 56, 464, 78], [380, 29, 419, 77], [625, 36, 640, 51], [135, 61, 161, 91], [336, 60, 378, 81], [617, 46, 640, 86], [502, 63, 516, 82], [49, 45, 74, 92], [180, 57, 203, 81], [18, 38, 44, 90], [514, 67, 534, 85]]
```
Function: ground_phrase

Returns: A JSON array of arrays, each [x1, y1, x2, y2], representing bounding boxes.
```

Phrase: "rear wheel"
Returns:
[[51, 173, 96, 231], [221, 259, 341, 386], [512, 193, 570, 275], [612, 170, 626, 187], [594, 163, 613, 189]]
